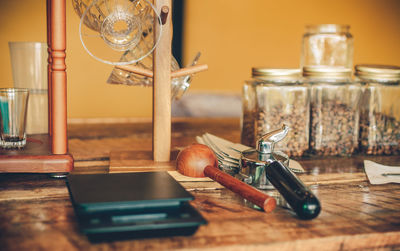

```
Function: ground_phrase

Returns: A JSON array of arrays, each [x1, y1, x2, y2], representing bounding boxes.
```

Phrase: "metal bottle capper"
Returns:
[[240, 125, 321, 220]]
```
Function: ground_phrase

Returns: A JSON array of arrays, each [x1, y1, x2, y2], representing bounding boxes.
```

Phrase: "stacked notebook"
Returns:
[[66, 172, 206, 241]]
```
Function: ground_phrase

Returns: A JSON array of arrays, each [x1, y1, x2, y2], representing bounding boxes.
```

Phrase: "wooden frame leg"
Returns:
[[153, 0, 172, 162], [49, 0, 68, 154]]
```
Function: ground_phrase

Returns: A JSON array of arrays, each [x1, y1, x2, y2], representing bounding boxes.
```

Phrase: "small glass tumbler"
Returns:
[[0, 88, 29, 148]]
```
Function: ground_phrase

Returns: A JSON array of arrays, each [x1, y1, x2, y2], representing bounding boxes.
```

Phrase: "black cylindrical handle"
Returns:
[[265, 161, 321, 220]]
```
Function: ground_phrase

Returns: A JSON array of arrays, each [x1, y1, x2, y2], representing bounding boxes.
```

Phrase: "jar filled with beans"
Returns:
[[241, 68, 309, 157], [304, 66, 361, 156], [355, 64, 400, 155]]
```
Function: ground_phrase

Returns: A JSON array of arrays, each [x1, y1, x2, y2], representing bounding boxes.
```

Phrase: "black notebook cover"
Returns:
[[67, 172, 194, 214], [66, 172, 206, 240]]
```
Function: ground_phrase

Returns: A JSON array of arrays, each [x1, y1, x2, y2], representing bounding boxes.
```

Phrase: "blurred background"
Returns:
[[0, 0, 399, 119]]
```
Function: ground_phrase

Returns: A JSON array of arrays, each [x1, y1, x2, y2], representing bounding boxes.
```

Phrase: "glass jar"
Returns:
[[301, 24, 353, 69], [241, 68, 309, 157], [355, 64, 400, 155], [305, 66, 361, 156], [241, 80, 257, 147]]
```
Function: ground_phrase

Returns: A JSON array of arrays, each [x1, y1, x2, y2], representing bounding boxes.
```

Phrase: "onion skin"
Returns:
[[176, 144, 218, 177]]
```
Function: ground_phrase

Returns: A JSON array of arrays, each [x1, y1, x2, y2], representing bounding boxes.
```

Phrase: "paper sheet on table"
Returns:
[[364, 160, 400, 185]]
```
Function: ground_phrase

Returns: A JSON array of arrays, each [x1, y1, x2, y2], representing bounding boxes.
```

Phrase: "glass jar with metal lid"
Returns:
[[355, 64, 400, 155], [241, 68, 309, 157], [304, 66, 361, 156], [301, 24, 353, 69]]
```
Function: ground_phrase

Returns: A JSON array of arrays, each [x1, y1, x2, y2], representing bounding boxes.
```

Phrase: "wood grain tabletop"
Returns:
[[1, 118, 400, 250]]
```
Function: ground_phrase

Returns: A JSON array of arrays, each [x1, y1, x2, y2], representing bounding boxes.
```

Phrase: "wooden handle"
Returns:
[[171, 64, 208, 78], [160, 6, 169, 25], [203, 165, 276, 213], [115, 65, 153, 78]]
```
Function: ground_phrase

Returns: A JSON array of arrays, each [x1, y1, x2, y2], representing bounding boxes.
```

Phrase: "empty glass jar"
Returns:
[[301, 24, 353, 69], [355, 64, 400, 155], [241, 68, 309, 157], [304, 66, 361, 156]]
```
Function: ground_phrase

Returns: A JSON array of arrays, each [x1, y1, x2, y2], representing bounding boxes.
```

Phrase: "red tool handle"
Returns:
[[203, 165, 276, 213]]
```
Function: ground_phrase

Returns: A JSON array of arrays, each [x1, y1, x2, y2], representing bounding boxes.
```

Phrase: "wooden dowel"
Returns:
[[171, 64, 208, 78], [116, 65, 153, 78], [116, 64, 208, 79], [160, 6, 169, 25]]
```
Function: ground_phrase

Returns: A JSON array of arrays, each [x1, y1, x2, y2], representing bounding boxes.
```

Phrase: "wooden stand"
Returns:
[[0, 0, 73, 174], [0, 0, 204, 174], [153, 0, 172, 163], [109, 0, 207, 173]]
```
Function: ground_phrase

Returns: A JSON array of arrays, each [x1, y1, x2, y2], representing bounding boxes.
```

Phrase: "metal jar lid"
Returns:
[[305, 24, 350, 34], [355, 64, 400, 81], [302, 66, 352, 79], [252, 68, 301, 81]]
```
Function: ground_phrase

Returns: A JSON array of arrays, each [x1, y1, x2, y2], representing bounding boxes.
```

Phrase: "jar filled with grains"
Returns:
[[355, 64, 400, 155], [304, 66, 361, 156], [241, 68, 309, 157]]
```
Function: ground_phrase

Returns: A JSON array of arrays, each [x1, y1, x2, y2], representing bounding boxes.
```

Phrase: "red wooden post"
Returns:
[[49, 0, 68, 154]]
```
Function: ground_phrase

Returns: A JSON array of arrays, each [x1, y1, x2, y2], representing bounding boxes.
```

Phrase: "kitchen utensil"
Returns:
[[364, 160, 400, 184], [240, 125, 321, 219], [196, 133, 305, 178], [381, 173, 400, 177]]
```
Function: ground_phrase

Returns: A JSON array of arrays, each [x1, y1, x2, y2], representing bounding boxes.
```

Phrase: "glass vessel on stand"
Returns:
[[72, 0, 196, 100]]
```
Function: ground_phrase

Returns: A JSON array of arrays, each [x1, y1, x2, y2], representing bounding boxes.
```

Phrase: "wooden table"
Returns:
[[1, 118, 400, 250]]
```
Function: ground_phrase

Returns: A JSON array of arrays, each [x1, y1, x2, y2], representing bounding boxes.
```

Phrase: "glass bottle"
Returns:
[[241, 68, 309, 157], [304, 66, 361, 156], [301, 24, 353, 69], [355, 64, 400, 155]]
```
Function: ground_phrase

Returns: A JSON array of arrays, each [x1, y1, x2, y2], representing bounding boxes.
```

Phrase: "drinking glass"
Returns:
[[9, 41, 48, 134], [0, 88, 29, 148]]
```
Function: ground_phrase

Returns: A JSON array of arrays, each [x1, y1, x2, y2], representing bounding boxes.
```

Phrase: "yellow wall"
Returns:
[[183, 0, 400, 92], [0, 0, 399, 119]]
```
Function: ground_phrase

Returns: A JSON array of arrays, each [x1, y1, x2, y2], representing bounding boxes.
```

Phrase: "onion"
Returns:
[[176, 143, 218, 177]]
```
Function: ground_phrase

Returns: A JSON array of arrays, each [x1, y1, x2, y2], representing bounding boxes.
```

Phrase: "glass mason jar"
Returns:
[[241, 68, 309, 157], [304, 66, 361, 156], [355, 64, 400, 155], [301, 24, 353, 69], [241, 79, 257, 148]]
